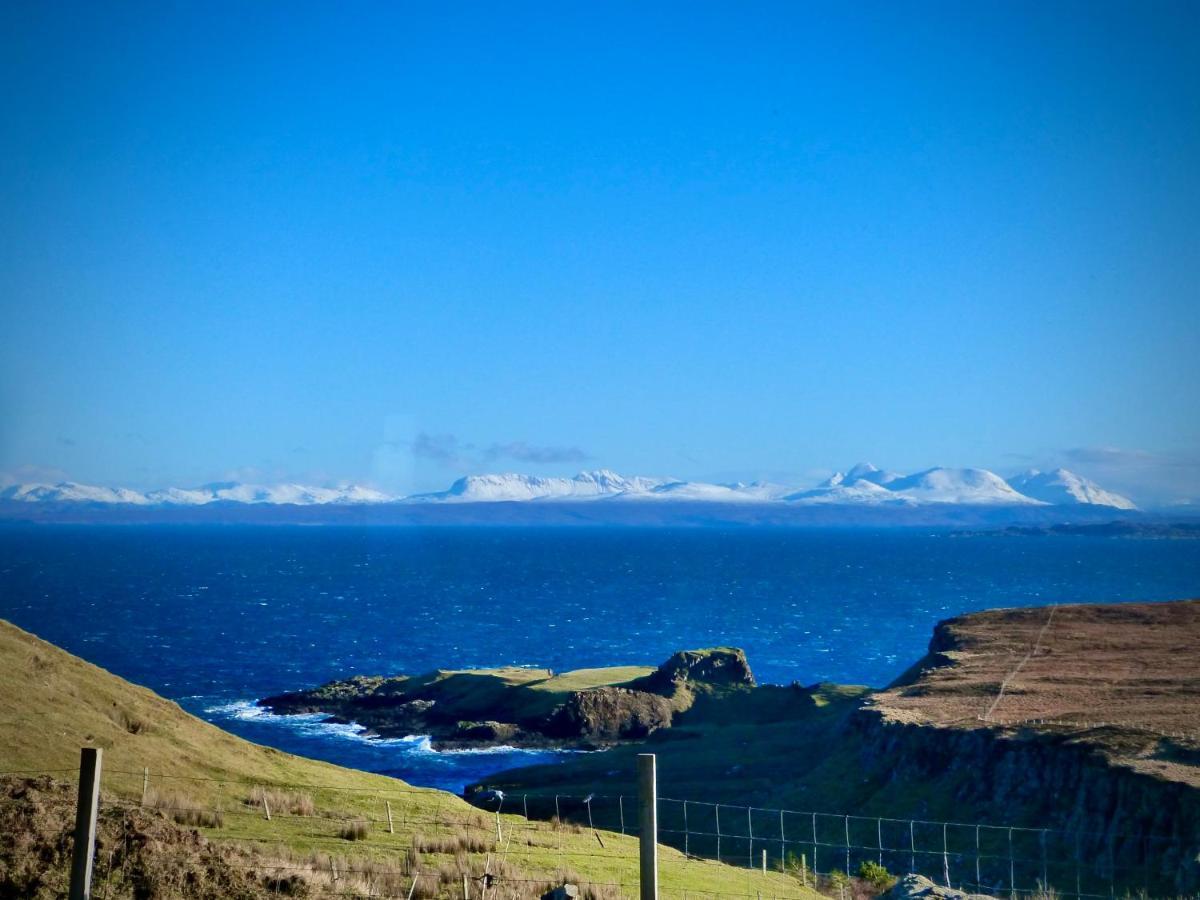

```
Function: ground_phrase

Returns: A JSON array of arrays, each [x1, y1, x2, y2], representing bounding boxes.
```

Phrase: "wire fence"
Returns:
[[2, 766, 810, 899], [3, 764, 1196, 899], [482, 792, 1196, 899]]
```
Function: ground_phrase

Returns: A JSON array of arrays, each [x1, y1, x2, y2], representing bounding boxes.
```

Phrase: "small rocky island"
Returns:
[[258, 647, 764, 749]]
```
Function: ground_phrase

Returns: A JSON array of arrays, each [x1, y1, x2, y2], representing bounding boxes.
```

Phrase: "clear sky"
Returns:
[[2, 2, 1197, 504]]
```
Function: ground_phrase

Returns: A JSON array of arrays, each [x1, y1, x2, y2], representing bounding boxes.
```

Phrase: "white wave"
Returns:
[[205, 700, 579, 757]]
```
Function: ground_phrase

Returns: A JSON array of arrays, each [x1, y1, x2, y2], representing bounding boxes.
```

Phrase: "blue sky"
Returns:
[[1, 2, 1197, 504]]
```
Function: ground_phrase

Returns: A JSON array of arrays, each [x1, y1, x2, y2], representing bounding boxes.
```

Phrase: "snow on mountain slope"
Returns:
[[1007, 468, 1137, 510], [413, 469, 665, 502], [0, 482, 152, 505], [785, 478, 917, 505], [0, 465, 1140, 509], [884, 467, 1044, 505], [1, 481, 393, 506], [842, 462, 902, 486], [643, 480, 796, 502]]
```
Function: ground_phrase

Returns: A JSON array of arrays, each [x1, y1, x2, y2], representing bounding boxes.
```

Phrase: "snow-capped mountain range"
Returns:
[[0, 464, 1137, 509], [0, 481, 392, 506]]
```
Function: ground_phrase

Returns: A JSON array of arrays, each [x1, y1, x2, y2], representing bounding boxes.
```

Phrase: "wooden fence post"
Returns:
[[69, 747, 102, 900], [638, 753, 658, 900]]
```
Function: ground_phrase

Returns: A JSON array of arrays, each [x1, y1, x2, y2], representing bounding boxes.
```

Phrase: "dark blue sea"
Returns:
[[2, 525, 1198, 791]]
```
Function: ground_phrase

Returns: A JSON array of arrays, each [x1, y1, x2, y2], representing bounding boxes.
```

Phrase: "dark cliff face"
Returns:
[[884, 619, 961, 690], [546, 687, 675, 740], [847, 708, 1200, 895]]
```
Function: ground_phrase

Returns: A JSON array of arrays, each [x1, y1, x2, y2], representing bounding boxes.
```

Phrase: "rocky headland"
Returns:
[[258, 647, 759, 749]]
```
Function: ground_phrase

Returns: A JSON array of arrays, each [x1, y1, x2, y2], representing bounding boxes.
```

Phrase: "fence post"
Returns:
[[748, 806, 755, 869], [780, 809, 785, 868], [878, 818, 883, 866], [909, 820, 915, 876], [140, 766, 148, 806], [69, 747, 102, 900], [386, 800, 394, 834], [942, 822, 950, 887], [716, 804, 722, 862], [683, 800, 688, 857], [844, 815, 850, 875], [619, 795, 625, 835], [813, 813, 819, 875], [638, 753, 658, 900]]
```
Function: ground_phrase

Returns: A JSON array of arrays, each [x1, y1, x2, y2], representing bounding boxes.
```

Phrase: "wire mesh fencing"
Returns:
[[3, 763, 1196, 899], [650, 798, 1196, 899]]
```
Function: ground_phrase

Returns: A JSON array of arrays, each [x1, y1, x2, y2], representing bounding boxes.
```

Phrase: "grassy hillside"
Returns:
[[473, 682, 876, 817], [387, 663, 657, 722], [0, 619, 819, 899]]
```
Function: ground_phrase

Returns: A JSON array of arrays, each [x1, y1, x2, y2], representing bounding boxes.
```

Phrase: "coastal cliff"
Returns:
[[473, 600, 1200, 895]]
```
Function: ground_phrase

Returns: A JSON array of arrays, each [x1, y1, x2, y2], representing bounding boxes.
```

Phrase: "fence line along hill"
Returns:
[[0, 618, 820, 899]]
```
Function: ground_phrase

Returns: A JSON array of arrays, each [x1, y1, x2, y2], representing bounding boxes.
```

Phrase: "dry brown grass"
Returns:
[[337, 818, 370, 841], [118, 709, 149, 735], [411, 828, 495, 854], [244, 786, 315, 817], [143, 785, 224, 829]]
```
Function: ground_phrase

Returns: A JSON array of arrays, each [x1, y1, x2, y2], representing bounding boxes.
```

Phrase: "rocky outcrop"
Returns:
[[546, 687, 674, 740], [258, 647, 752, 750], [631, 648, 755, 696], [884, 875, 995, 899], [450, 721, 522, 743]]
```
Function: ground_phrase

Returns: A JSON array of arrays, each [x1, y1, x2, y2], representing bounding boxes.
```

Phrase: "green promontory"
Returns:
[[259, 647, 757, 748]]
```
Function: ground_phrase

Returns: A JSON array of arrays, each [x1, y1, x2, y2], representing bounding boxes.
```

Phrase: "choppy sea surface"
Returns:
[[2, 525, 1198, 791]]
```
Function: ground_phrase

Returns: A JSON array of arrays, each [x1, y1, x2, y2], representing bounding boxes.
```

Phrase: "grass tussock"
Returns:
[[337, 818, 370, 841], [245, 786, 315, 817], [118, 710, 149, 735], [411, 828, 494, 855], [143, 786, 224, 829]]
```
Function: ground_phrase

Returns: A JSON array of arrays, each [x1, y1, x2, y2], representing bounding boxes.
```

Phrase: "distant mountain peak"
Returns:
[[0, 464, 1141, 511], [1007, 468, 1137, 510], [846, 462, 880, 479]]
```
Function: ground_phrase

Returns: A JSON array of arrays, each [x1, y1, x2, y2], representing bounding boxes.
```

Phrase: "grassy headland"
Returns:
[[259, 648, 755, 748], [0, 618, 820, 899]]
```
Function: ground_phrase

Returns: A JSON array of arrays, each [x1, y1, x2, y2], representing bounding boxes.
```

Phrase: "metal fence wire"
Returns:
[[517, 792, 1194, 899], [4, 759, 1197, 899]]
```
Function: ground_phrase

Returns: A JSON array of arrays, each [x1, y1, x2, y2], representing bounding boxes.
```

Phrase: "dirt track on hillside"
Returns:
[[869, 599, 1200, 785]]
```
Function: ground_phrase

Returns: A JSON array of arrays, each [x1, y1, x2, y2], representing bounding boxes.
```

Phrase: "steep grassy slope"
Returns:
[[0, 619, 818, 899]]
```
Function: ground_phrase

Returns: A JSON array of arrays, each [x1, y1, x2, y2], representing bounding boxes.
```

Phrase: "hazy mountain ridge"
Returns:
[[0, 462, 1138, 510]]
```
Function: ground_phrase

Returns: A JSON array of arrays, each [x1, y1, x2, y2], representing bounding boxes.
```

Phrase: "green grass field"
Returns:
[[0, 619, 821, 899]]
